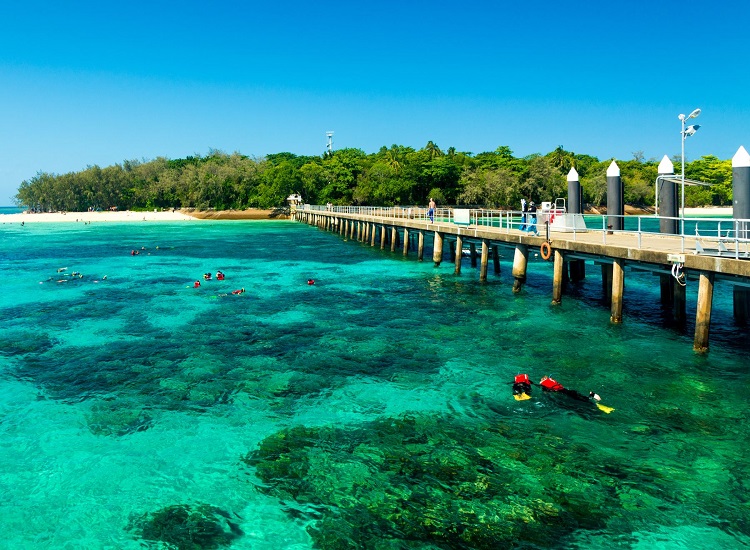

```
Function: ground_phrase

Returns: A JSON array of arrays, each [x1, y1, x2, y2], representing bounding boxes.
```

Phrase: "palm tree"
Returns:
[[385, 146, 402, 173], [424, 141, 444, 159]]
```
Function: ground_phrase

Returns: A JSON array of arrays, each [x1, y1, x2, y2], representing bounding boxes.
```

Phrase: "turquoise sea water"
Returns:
[[1, 219, 749, 549], [0, 206, 24, 215]]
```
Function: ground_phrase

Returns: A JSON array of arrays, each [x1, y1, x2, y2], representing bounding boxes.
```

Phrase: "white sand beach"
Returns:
[[683, 207, 733, 217], [0, 210, 198, 224], [0, 208, 284, 223]]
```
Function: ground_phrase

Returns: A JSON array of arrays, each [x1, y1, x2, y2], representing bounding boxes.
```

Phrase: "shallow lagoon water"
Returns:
[[0, 219, 749, 549]]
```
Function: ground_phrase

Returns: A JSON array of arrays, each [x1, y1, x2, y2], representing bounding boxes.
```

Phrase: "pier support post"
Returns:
[[610, 259, 624, 323], [357, 221, 362, 242], [512, 245, 529, 293], [470, 243, 477, 267], [370, 223, 376, 246], [658, 155, 678, 234], [569, 259, 585, 282], [601, 264, 613, 304], [454, 236, 463, 275], [733, 287, 750, 325], [380, 225, 386, 249], [694, 272, 715, 352], [660, 274, 674, 306], [492, 245, 500, 275], [391, 227, 397, 252], [350, 220, 356, 240], [732, 146, 750, 240], [673, 282, 687, 326], [552, 250, 564, 305], [433, 232, 444, 266], [403, 228, 409, 255], [479, 239, 489, 281], [418, 231, 424, 261], [339, 219, 344, 236]]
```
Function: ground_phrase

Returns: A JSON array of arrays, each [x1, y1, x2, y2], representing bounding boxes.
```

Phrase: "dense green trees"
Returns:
[[14, 144, 733, 212]]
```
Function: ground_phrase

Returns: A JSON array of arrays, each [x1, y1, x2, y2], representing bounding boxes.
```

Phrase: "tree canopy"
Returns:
[[14, 145, 732, 212]]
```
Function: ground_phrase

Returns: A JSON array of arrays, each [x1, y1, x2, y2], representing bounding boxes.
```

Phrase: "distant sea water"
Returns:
[[0, 206, 24, 215], [1, 220, 749, 549]]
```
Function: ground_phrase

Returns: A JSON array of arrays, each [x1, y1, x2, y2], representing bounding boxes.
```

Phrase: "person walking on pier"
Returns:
[[428, 198, 436, 222], [520, 198, 527, 231], [527, 202, 539, 235]]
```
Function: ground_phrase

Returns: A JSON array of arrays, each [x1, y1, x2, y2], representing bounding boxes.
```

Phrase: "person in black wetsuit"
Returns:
[[540, 376, 601, 402]]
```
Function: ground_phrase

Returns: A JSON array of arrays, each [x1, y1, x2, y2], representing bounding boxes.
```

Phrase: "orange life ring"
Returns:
[[540, 242, 552, 260]]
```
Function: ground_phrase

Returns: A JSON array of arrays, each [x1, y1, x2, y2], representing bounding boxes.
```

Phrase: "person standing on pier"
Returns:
[[520, 198, 527, 231], [428, 198, 436, 222]]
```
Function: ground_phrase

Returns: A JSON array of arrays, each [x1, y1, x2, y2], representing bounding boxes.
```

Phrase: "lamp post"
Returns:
[[678, 108, 701, 232]]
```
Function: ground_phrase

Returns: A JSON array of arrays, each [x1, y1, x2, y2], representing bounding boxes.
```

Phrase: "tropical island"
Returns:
[[12, 144, 732, 213]]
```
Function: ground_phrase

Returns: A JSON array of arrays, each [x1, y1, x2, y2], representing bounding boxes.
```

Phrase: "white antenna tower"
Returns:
[[326, 131, 334, 154]]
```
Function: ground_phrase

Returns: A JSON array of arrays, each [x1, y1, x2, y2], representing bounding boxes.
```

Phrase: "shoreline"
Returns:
[[0, 208, 285, 224], [0, 206, 733, 224]]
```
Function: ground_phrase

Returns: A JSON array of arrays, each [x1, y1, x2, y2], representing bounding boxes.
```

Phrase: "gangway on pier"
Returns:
[[540, 198, 587, 233]]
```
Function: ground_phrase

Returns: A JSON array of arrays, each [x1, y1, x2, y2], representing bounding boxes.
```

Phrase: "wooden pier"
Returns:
[[295, 207, 750, 352]]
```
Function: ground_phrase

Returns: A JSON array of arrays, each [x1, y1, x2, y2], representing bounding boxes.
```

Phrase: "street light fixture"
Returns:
[[679, 108, 701, 232]]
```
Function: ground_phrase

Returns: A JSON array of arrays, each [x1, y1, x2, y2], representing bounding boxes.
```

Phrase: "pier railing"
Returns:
[[301, 204, 750, 259]]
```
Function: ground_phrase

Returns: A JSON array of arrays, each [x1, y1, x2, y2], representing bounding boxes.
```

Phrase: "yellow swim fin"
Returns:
[[514, 393, 532, 401], [596, 403, 615, 414]]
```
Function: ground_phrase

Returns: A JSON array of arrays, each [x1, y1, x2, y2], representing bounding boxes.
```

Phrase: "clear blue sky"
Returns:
[[1, 1, 748, 204]]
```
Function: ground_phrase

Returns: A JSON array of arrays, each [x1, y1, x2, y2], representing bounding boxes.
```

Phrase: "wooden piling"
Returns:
[[511, 245, 528, 293], [391, 227, 397, 252], [694, 271, 715, 352], [433, 232, 444, 266], [454, 236, 463, 275], [479, 240, 489, 281], [370, 223, 376, 246], [403, 228, 409, 255], [610, 259, 624, 323], [380, 225, 387, 249], [418, 231, 425, 261], [552, 250, 564, 305]]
